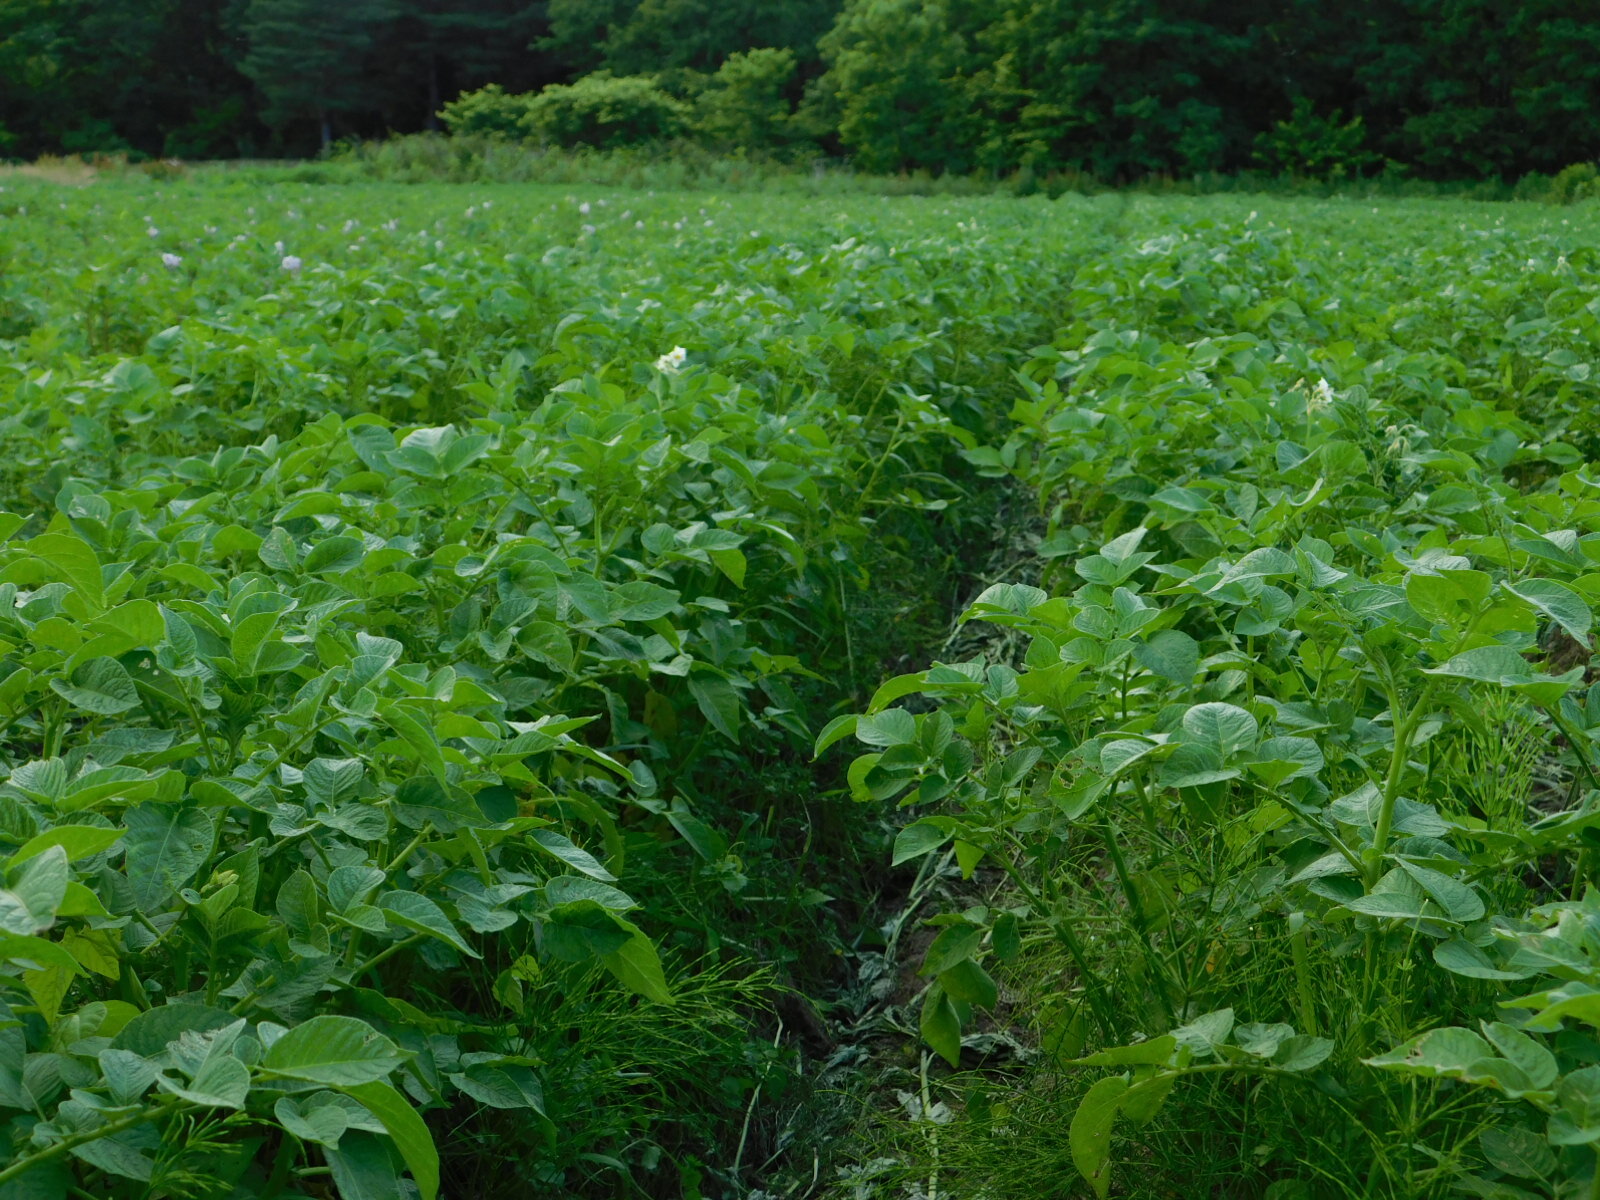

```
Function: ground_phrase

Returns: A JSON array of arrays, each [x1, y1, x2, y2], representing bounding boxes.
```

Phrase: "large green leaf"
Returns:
[[262, 1016, 406, 1086], [378, 891, 478, 958], [1070, 1075, 1131, 1200], [342, 1080, 441, 1200], [124, 804, 214, 914], [50, 657, 138, 715]]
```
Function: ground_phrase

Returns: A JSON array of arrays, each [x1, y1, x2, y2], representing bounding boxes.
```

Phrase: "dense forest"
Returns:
[[3, 0, 1600, 180]]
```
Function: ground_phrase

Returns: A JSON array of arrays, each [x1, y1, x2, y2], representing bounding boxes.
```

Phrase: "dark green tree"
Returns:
[[240, 0, 396, 148], [543, 0, 840, 76], [376, 0, 552, 131]]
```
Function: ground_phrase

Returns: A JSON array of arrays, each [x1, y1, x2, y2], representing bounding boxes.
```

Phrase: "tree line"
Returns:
[[2, 0, 1598, 181]]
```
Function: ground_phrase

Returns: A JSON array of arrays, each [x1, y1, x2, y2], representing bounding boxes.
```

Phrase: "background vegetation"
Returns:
[[5, 0, 1600, 184]]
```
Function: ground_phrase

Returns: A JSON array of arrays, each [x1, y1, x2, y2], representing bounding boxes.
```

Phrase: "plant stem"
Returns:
[[994, 852, 1116, 1038], [0, 1097, 182, 1187], [1548, 703, 1600, 793], [1366, 681, 1436, 887], [177, 675, 222, 776], [351, 932, 425, 979], [1288, 913, 1317, 1036], [384, 824, 432, 875], [1097, 821, 1176, 1024]]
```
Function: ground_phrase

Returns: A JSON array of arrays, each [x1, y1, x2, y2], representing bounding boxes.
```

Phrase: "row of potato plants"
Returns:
[[0, 179, 1100, 1196], [827, 215, 1600, 1196]]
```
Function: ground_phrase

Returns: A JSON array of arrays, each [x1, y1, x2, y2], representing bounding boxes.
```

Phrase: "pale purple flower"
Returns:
[[161, 252, 182, 269], [281, 255, 302, 272]]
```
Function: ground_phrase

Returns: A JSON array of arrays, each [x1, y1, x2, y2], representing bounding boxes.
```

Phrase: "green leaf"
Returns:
[[378, 892, 479, 958], [376, 699, 448, 783], [610, 581, 680, 620], [303, 758, 365, 808], [1234, 1022, 1295, 1058], [342, 1080, 441, 1200], [50, 657, 139, 715], [1433, 938, 1528, 981], [8, 825, 122, 867], [324, 1131, 403, 1200], [920, 923, 983, 976], [812, 713, 858, 758], [1247, 736, 1324, 785], [1482, 1022, 1558, 1090], [29, 532, 104, 612], [1070, 1075, 1131, 1200], [124, 804, 214, 914], [447, 1062, 548, 1117], [277, 868, 321, 938], [1073, 1035, 1178, 1068], [1172, 1008, 1235, 1056], [99, 1048, 160, 1106], [229, 596, 293, 676], [709, 547, 747, 588], [0, 1158, 68, 1199], [158, 1020, 251, 1108], [0, 934, 81, 974], [1553, 1067, 1600, 1145], [1272, 1035, 1334, 1072], [304, 535, 365, 574], [262, 1015, 406, 1086], [597, 915, 674, 1003], [940, 958, 997, 1008], [855, 708, 918, 747], [111, 1003, 237, 1057], [1346, 868, 1438, 923], [1424, 644, 1581, 704], [327, 866, 385, 913], [1365, 1026, 1493, 1076], [966, 582, 1048, 618], [920, 981, 962, 1068], [1131, 629, 1199, 683], [0, 846, 67, 935], [275, 1095, 349, 1148], [530, 830, 616, 881], [687, 672, 741, 741], [1396, 861, 1484, 923], [892, 819, 952, 865], [1479, 1125, 1556, 1180], [1506, 577, 1592, 641], [1180, 702, 1258, 758]]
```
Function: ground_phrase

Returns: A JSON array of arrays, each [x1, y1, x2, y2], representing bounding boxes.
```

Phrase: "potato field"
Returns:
[[2, 177, 1600, 1199]]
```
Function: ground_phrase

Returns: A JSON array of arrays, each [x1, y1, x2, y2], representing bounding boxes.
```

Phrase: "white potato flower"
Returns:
[[654, 346, 688, 372], [281, 255, 302, 272], [161, 252, 182, 269]]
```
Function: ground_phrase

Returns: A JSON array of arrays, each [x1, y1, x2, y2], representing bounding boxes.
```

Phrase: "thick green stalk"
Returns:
[[1365, 681, 1436, 888], [1288, 913, 1317, 1036]]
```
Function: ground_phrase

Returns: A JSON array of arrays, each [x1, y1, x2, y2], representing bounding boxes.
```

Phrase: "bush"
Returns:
[[57, 118, 134, 157], [1549, 161, 1600, 204], [438, 83, 536, 140], [695, 48, 800, 152], [1252, 95, 1379, 179], [524, 72, 690, 149]]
